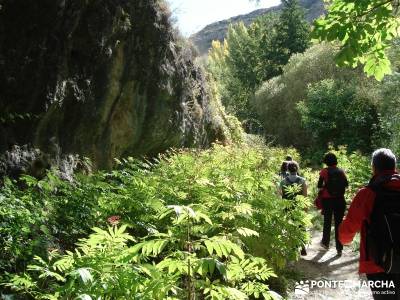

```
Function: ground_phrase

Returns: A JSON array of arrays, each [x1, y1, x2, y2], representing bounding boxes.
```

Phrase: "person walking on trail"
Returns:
[[280, 161, 307, 200], [280, 161, 308, 256], [318, 152, 348, 256], [339, 149, 400, 299], [279, 155, 293, 179]]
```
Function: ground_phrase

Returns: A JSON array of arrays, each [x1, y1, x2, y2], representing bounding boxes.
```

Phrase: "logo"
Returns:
[[294, 279, 395, 295], [294, 280, 310, 296]]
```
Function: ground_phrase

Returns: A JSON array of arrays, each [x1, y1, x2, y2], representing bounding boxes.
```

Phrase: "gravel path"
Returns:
[[288, 231, 374, 300]]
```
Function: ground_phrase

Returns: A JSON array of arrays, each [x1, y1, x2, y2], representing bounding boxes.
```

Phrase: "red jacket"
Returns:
[[339, 171, 400, 274]]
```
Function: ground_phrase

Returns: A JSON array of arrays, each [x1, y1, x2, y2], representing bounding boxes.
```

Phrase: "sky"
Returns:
[[167, 0, 281, 36]]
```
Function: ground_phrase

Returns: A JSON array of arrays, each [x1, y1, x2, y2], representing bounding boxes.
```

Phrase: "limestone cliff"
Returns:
[[0, 0, 238, 169]]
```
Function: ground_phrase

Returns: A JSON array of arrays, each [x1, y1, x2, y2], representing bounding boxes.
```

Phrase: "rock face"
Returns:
[[0, 144, 90, 182], [190, 0, 324, 56], [0, 0, 234, 169]]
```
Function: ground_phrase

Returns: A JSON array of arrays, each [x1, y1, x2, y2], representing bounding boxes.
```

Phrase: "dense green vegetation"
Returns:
[[3, 0, 400, 298], [254, 41, 400, 157], [1, 140, 374, 299], [1, 143, 313, 299], [208, 0, 400, 158], [254, 43, 351, 150], [298, 79, 382, 153], [208, 0, 310, 131], [312, 0, 400, 80]]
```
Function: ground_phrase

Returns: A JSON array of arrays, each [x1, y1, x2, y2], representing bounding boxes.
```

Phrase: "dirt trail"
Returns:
[[288, 231, 374, 300]]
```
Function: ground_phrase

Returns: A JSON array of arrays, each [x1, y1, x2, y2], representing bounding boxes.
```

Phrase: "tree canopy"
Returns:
[[312, 0, 400, 80]]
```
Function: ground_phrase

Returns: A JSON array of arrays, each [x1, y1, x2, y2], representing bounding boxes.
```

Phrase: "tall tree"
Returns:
[[266, 0, 311, 77], [208, 16, 279, 129], [226, 23, 259, 91]]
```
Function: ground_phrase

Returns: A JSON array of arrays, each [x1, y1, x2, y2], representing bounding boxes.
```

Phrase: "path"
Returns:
[[288, 231, 374, 300]]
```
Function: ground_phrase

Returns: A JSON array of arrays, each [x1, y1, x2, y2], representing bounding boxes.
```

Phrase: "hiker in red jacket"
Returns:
[[339, 148, 400, 299], [318, 153, 348, 256]]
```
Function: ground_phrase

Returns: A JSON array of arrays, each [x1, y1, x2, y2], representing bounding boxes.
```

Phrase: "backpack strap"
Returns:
[[284, 177, 293, 185], [367, 174, 400, 192], [285, 176, 302, 185]]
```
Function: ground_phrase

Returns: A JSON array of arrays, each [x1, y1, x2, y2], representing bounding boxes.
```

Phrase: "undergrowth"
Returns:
[[0, 143, 370, 299]]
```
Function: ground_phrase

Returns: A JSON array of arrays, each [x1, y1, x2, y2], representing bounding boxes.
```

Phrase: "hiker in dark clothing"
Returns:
[[279, 155, 293, 179], [318, 153, 348, 256], [280, 161, 308, 255], [280, 161, 307, 199], [340, 149, 400, 300]]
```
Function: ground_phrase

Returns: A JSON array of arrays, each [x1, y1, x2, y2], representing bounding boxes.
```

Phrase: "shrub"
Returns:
[[113, 144, 312, 269], [297, 79, 383, 154], [254, 43, 346, 149], [0, 173, 103, 274], [1, 143, 314, 298], [4, 207, 277, 299]]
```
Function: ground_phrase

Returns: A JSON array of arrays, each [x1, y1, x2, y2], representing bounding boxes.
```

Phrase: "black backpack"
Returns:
[[326, 168, 347, 197], [366, 175, 400, 273], [282, 176, 302, 200]]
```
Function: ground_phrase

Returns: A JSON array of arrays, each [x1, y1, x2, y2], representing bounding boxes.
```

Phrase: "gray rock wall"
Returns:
[[0, 0, 234, 169]]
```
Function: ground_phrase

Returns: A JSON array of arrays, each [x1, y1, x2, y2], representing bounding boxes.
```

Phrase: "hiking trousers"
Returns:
[[321, 197, 346, 251], [366, 273, 400, 300]]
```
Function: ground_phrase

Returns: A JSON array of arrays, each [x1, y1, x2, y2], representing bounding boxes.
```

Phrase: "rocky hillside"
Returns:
[[0, 0, 239, 170], [190, 0, 324, 55]]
